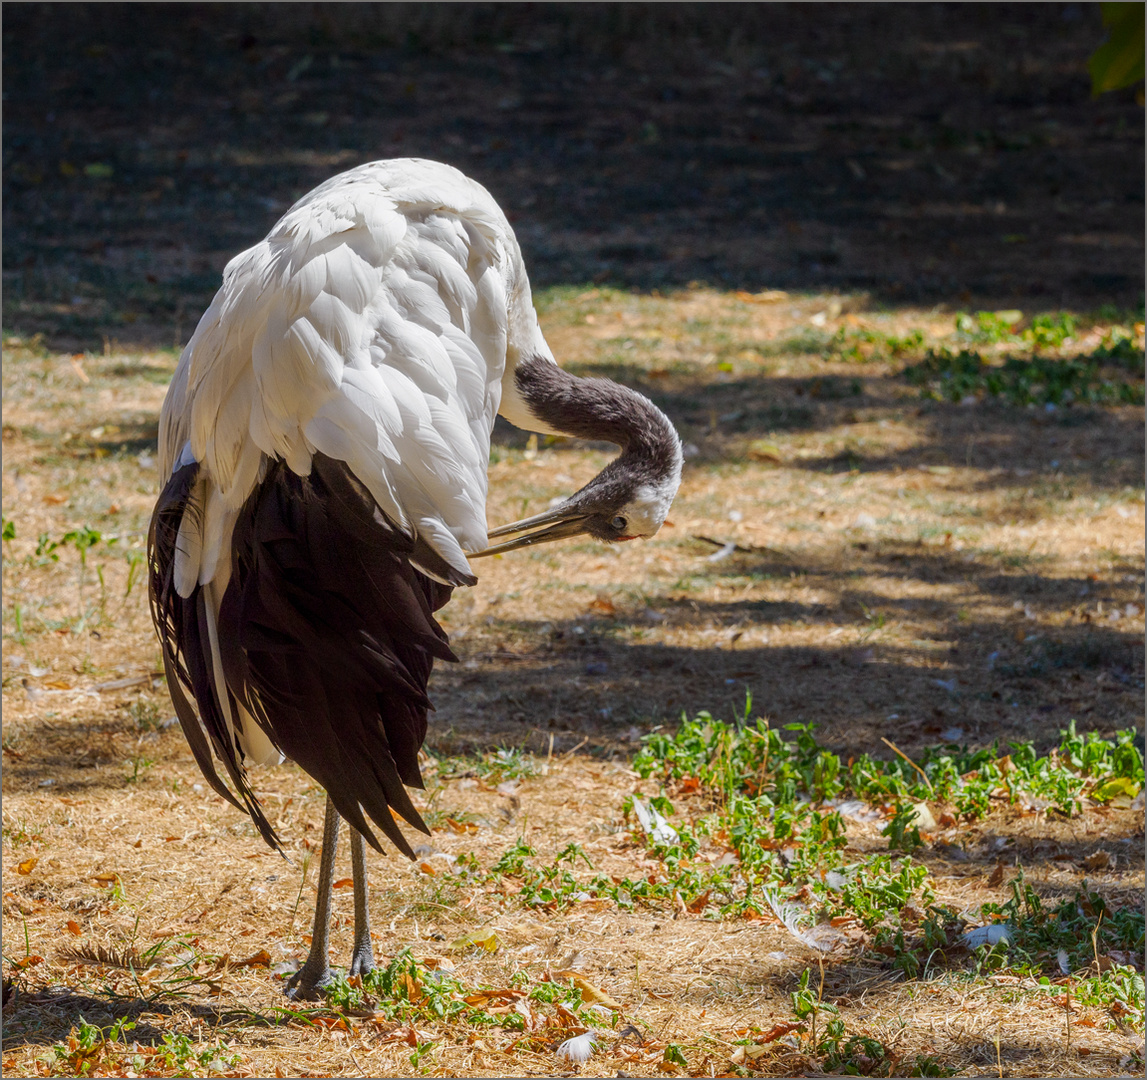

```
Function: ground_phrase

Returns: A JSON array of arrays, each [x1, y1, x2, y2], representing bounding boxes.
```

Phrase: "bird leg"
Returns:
[[347, 826, 375, 978], [285, 794, 340, 999]]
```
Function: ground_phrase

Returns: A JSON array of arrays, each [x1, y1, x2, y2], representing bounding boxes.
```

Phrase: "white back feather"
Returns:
[[164, 158, 530, 587]]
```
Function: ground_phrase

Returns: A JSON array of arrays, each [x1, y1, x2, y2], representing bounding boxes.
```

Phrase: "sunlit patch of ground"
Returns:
[[2, 290, 1143, 1077]]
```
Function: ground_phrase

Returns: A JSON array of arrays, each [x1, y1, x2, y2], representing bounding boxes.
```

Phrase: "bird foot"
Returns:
[[348, 944, 375, 980], [284, 961, 334, 1001]]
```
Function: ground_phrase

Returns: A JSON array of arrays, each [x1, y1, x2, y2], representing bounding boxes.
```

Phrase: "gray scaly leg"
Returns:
[[285, 794, 340, 999], [347, 826, 375, 978]]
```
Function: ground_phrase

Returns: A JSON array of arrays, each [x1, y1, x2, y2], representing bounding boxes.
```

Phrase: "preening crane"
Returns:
[[148, 158, 682, 998]]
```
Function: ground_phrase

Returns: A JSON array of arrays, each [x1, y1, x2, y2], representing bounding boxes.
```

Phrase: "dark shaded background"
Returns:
[[2, 2, 1144, 353], [1, 3, 1143, 754]]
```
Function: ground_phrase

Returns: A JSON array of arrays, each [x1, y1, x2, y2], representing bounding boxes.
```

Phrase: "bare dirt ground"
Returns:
[[2, 5, 1144, 1078], [3, 291, 1144, 1077]]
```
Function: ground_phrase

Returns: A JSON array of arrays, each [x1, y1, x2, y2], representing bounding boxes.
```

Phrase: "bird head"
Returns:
[[470, 355, 683, 559], [472, 416, 682, 558], [473, 474, 678, 556]]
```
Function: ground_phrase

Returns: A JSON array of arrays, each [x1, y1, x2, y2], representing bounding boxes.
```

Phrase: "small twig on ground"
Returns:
[[290, 850, 312, 932], [68, 355, 90, 383], [1062, 979, 1072, 1058], [692, 534, 776, 555], [880, 737, 935, 796], [562, 736, 590, 758], [693, 534, 794, 563], [92, 673, 163, 692]]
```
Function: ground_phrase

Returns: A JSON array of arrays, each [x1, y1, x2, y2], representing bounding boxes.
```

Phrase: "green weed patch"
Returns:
[[903, 348, 1144, 406]]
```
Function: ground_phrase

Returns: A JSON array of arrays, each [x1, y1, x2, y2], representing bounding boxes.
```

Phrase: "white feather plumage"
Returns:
[[159, 159, 554, 762], [761, 887, 842, 953], [160, 158, 547, 595]]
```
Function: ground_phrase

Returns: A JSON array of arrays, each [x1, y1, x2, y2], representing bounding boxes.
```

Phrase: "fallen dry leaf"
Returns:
[[557, 972, 623, 1010], [308, 1016, 350, 1031], [450, 928, 499, 953], [760, 1021, 807, 1043], [333, 877, 353, 889], [1081, 850, 1111, 872], [464, 988, 526, 1007], [16, 858, 38, 875], [232, 949, 271, 968], [65, 920, 82, 936]]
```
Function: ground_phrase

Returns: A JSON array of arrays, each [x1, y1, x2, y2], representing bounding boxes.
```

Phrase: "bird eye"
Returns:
[[611, 515, 628, 532]]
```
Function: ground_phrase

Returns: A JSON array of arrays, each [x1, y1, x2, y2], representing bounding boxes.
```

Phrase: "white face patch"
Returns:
[[618, 475, 681, 538]]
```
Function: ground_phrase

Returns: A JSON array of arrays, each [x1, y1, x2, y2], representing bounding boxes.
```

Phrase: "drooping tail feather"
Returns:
[[148, 462, 281, 851], [148, 454, 456, 858]]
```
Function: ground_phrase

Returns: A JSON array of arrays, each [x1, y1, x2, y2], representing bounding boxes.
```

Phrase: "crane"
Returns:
[[147, 158, 682, 999]]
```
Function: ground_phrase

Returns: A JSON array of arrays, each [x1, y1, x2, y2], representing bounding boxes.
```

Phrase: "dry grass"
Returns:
[[2, 289, 1144, 1077]]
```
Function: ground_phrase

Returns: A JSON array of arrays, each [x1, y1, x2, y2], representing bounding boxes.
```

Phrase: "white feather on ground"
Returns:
[[961, 924, 1013, 950], [760, 887, 843, 953], [556, 1032, 599, 1063], [632, 797, 679, 844]]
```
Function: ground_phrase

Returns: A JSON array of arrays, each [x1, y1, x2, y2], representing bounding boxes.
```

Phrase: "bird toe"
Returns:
[[348, 948, 375, 979], [284, 964, 334, 1001]]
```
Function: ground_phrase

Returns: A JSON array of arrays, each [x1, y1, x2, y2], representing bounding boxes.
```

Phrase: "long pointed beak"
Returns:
[[469, 504, 592, 557]]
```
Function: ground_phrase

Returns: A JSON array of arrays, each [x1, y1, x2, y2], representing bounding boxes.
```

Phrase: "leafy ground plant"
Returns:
[[464, 709, 1143, 1006], [903, 348, 1145, 406], [45, 1016, 240, 1078]]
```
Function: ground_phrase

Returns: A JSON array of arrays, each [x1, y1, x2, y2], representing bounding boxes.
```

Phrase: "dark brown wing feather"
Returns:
[[148, 454, 455, 858]]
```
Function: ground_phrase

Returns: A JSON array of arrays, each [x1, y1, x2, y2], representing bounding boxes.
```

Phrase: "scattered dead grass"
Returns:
[[3, 290, 1143, 1077]]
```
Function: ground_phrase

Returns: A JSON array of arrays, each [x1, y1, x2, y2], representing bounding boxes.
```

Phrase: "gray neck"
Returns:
[[513, 355, 681, 496]]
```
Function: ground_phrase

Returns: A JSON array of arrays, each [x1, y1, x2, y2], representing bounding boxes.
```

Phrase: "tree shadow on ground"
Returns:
[[488, 361, 1144, 486], [3, 5, 1143, 353], [0, 988, 285, 1050], [429, 628, 1142, 763], [416, 528, 1144, 761], [17, 353, 1140, 498]]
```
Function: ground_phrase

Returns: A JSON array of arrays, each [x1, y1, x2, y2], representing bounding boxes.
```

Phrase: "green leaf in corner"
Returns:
[[1089, 3, 1145, 96]]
